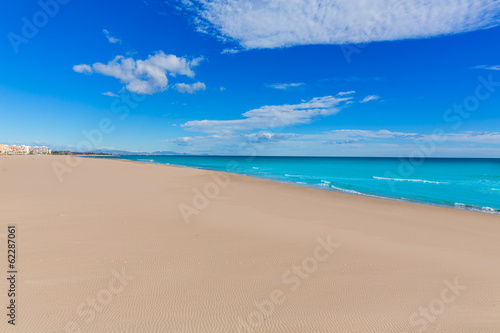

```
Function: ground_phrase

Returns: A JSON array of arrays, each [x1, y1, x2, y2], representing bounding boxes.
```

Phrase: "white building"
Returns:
[[0, 145, 51, 155], [30, 146, 51, 154]]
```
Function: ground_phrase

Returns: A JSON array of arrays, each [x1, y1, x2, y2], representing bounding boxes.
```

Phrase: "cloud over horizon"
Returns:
[[179, 0, 500, 49], [170, 129, 500, 156], [182, 95, 354, 133], [73, 51, 205, 95]]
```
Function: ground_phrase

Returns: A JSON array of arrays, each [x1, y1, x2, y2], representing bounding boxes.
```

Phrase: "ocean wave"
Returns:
[[454, 203, 500, 214], [373, 176, 447, 184], [330, 185, 363, 195]]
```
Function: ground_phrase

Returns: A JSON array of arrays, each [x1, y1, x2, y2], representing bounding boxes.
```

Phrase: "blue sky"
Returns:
[[1, 0, 500, 156]]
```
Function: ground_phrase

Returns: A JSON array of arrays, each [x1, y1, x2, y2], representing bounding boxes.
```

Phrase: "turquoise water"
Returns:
[[97, 156, 500, 214]]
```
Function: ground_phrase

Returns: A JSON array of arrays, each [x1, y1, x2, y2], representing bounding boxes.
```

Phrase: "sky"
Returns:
[[1, 0, 500, 157]]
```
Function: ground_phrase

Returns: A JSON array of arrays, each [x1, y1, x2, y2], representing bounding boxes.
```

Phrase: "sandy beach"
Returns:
[[0, 155, 499, 332]]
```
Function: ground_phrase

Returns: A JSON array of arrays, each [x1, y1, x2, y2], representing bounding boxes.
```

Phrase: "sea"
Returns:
[[96, 156, 500, 214]]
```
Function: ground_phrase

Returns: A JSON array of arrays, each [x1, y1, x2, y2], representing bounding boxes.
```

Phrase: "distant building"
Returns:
[[9, 145, 26, 155], [30, 146, 51, 155], [0, 144, 51, 155]]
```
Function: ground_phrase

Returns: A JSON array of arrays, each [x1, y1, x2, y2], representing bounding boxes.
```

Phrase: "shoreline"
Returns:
[[88, 155, 500, 216]]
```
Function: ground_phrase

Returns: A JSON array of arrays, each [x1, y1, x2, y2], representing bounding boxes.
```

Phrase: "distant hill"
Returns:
[[90, 149, 187, 156]]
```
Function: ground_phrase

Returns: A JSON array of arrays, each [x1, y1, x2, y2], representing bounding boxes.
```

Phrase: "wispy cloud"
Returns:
[[171, 137, 194, 146], [297, 129, 500, 145], [103, 29, 122, 44], [221, 48, 240, 54], [337, 91, 355, 96], [170, 132, 299, 147], [474, 65, 500, 70], [243, 132, 299, 143], [322, 139, 363, 145], [182, 95, 354, 133], [169, 130, 500, 156], [102, 92, 119, 97], [360, 95, 380, 103], [73, 51, 205, 95], [266, 82, 305, 90], [179, 0, 500, 49]]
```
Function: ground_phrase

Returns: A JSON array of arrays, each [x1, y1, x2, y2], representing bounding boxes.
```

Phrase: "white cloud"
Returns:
[[171, 137, 195, 146], [73, 51, 205, 95], [437, 131, 500, 144], [103, 29, 122, 44], [221, 48, 241, 54], [182, 95, 353, 133], [337, 91, 355, 96], [475, 65, 500, 70], [302, 129, 500, 144], [266, 82, 305, 90], [170, 132, 299, 147], [102, 92, 119, 97], [180, 0, 500, 49], [242, 132, 299, 143], [73, 64, 92, 74], [168, 130, 500, 156], [360, 95, 380, 103], [174, 82, 206, 94]]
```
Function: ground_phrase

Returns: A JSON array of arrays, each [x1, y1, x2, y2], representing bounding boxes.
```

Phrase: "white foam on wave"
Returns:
[[454, 203, 499, 214], [330, 185, 363, 195], [138, 159, 156, 163], [373, 176, 447, 184]]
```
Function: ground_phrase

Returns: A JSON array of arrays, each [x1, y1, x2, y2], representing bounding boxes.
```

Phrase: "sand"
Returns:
[[0, 155, 499, 332]]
